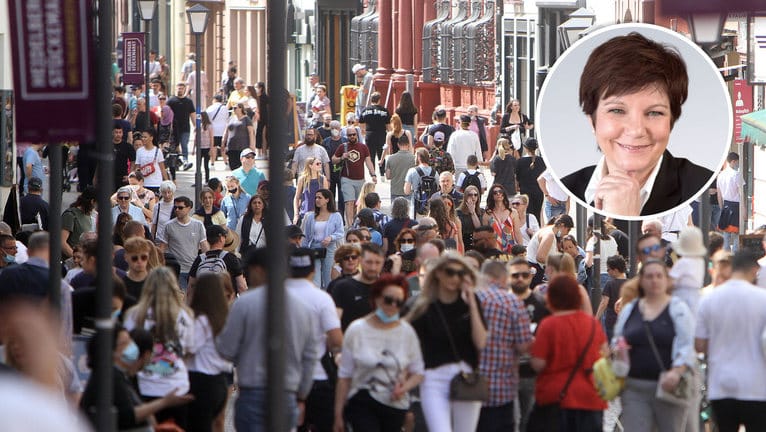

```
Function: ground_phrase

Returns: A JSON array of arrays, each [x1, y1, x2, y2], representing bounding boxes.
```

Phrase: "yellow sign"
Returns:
[[340, 85, 359, 125]]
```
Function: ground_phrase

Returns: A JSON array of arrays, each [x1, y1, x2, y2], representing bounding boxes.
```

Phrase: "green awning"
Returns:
[[741, 109, 766, 146]]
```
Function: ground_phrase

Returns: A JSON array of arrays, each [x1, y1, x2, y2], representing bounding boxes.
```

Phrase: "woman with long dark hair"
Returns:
[[62, 186, 97, 258], [482, 184, 522, 254], [237, 194, 267, 252], [301, 188, 344, 289], [500, 99, 533, 158], [456, 185, 485, 251], [429, 197, 462, 252], [395, 91, 418, 140], [187, 273, 232, 432], [199, 111, 215, 182]]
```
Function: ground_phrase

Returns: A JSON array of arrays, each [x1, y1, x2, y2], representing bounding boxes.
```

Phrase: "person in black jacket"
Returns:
[[20, 177, 49, 230], [560, 32, 713, 217], [359, 92, 391, 174]]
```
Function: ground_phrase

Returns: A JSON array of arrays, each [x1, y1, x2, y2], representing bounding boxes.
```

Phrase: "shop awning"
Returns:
[[741, 109, 766, 146]]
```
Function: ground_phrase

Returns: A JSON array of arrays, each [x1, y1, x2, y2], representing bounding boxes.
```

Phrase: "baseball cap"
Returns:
[[352, 64, 366, 74], [240, 148, 256, 158], [289, 247, 315, 271], [286, 225, 305, 238], [523, 138, 538, 150], [27, 177, 43, 191], [434, 131, 445, 142]]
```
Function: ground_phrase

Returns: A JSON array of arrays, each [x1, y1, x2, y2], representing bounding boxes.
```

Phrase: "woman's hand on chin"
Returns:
[[594, 172, 642, 216]]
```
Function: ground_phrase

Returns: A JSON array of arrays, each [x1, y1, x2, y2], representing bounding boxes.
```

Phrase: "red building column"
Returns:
[[412, 0, 424, 76], [376, 0, 393, 76], [395, 0, 413, 75]]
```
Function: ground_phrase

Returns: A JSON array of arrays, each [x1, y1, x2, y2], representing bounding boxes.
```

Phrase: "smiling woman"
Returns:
[[559, 31, 714, 217]]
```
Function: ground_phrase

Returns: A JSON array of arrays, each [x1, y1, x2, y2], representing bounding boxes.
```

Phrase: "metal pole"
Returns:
[[48, 142, 62, 309], [628, 220, 641, 277], [591, 212, 602, 314], [194, 33, 202, 205], [266, 0, 288, 430], [145, 21, 151, 131], [576, 203, 587, 246], [96, 0, 117, 430]]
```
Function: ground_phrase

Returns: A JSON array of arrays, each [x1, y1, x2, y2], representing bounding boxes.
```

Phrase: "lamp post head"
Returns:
[[137, 0, 158, 21], [187, 4, 211, 35]]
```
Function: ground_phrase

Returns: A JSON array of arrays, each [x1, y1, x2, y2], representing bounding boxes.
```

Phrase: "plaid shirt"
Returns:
[[478, 284, 533, 406]]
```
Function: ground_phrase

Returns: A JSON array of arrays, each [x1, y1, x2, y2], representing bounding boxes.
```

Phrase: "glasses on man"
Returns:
[[641, 244, 664, 255], [346, 133, 357, 136], [174, 206, 187, 210], [243, 154, 256, 159], [382, 295, 405, 308], [117, 196, 130, 201], [129, 254, 149, 262], [510, 271, 531, 279]]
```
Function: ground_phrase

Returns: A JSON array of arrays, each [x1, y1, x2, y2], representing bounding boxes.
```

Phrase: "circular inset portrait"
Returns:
[[536, 23, 732, 220]]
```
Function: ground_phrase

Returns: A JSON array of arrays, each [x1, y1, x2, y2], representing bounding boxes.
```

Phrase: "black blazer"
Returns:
[[474, 116, 489, 153], [561, 150, 713, 216]]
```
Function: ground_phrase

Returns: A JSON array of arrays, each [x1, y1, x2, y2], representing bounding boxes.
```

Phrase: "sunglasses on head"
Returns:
[[130, 254, 149, 262], [641, 244, 664, 255], [382, 295, 405, 308], [510, 271, 531, 279], [443, 267, 467, 278], [400, 238, 415, 244]]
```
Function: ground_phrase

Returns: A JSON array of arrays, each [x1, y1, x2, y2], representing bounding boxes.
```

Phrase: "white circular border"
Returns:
[[536, 23, 733, 221]]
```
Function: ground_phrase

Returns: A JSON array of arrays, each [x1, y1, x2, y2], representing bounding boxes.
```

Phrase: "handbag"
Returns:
[[527, 320, 596, 432], [139, 147, 159, 177], [434, 301, 488, 402], [643, 320, 692, 406], [592, 356, 625, 401], [312, 247, 327, 259]]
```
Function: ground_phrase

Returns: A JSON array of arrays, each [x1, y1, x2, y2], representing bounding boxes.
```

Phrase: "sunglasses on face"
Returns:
[[510, 271, 531, 279], [400, 238, 415, 244], [382, 295, 405, 308], [346, 133, 357, 136], [466, 193, 478, 197], [492, 190, 504, 195], [360, 236, 372, 241], [174, 206, 187, 210], [243, 154, 256, 159], [117, 196, 130, 201], [342, 255, 359, 261], [511, 202, 522, 206], [130, 254, 149, 262], [641, 244, 664, 255], [443, 267, 467, 278]]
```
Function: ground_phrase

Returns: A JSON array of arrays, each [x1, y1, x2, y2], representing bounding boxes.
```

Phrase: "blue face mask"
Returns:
[[111, 309, 122, 321], [121, 341, 139, 363], [375, 307, 399, 324], [3, 254, 14, 264]]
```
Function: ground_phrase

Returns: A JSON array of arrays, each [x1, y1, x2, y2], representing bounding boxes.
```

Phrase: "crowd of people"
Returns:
[[0, 59, 764, 432]]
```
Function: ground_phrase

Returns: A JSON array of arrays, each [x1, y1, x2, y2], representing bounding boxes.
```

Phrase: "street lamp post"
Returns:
[[137, 0, 158, 132], [187, 4, 210, 205]]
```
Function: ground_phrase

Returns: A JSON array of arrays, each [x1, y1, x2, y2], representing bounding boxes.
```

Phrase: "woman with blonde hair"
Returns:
[[405, 253, 487, 432], [536, 252, 594, 314], [355, 181, 377, 215], [512, 193, 540, 246], [293, 156, 329, 225], [490, 138, 518, 196], [123, 266, 195, 430]]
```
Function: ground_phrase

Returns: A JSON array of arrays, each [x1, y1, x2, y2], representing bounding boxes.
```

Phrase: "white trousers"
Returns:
[[420, 361, 482, 432]]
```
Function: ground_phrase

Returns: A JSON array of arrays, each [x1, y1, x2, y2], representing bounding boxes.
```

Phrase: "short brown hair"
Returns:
[[579, 32, 688, 128]]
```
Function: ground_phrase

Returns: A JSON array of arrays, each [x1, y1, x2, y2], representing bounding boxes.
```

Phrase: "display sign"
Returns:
[[7, 0, 95, 142], [733, 79, 754, 144], [748, 15, 766, 85], [121, 32, 145, 85]]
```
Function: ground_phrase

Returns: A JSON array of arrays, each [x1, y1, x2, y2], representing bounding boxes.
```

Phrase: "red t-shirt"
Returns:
[[530, 311, 607, 410], [333, 141, 370, 180]]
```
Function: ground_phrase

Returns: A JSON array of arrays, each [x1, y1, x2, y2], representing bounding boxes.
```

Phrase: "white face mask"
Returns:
[[331, 129, 340, 138], [400, 243, 415, 253]]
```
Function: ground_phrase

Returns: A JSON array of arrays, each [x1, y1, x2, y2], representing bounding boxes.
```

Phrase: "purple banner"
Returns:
[[122, 32, 145, 85], [8, 0, 95, 142]]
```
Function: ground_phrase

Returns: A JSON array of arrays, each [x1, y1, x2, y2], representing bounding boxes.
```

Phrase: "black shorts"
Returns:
[[214, 136, 223, 148]]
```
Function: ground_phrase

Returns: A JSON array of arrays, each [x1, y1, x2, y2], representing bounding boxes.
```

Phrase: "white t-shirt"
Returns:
[[446, 129, 483, 170], [286, 278, 341, 380], [585, 236, 619, 274], [696, 279, 766, 401], [124, 308, 195, 397], [669, 256, 706, 314], [135, 146, 166, 188], [187, 314, 233, 375], [519, 213, 540, 246], [339, 318, 424, 410], [541, 170, 568, 202], [236, 217, 267, 249], [205, 102, 229, 137], [153, 200, 175, 240]]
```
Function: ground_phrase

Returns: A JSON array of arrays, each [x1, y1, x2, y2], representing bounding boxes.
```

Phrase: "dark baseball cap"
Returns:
[[27, 177, 43, 191], [289, 247, 315, 270]]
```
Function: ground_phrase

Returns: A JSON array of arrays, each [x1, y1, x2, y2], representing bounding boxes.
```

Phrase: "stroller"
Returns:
[[42, 144, 77, 192]]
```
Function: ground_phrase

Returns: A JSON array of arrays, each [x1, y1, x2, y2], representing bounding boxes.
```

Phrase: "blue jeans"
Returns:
[[178, 272, 190, 292], [309, 240, 337, 290], [544, 199, 567, 220], [723, 231, 740, 252], [235, 388, 298, 432], [178, 131, 190, 159]]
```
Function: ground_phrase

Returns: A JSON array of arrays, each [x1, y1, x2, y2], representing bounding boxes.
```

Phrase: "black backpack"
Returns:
[[461, 170, 482, 192], [415, 167, 436, 215]]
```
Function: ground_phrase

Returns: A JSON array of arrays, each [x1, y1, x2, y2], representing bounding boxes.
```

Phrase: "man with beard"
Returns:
[[472, 225, 512, 261], [508, 257, 550, 432], [476, 260, 532, 432], [330, 243, 385, 331], [332, 127, 376, 226], [292, 127, 330, 179], [166, 82, 196, 170], [321, 122, 347, 214]]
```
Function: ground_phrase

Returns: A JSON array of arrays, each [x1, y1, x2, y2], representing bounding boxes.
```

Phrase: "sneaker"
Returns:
[[182, 162, 193, 171]]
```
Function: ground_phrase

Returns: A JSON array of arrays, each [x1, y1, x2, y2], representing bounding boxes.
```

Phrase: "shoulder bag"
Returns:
[[527, 319, 596, 432], [434, 300, 488, 402], [138, 147, 159, 177], [643, 319, 692, 406]]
